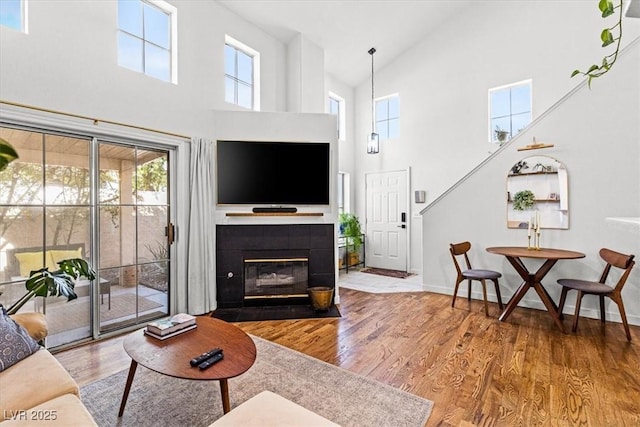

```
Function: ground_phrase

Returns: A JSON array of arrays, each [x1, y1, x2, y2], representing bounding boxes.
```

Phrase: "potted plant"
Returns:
[[494, 126, 510, 144], [0, 137, 19, 172], [6, 258, 96, 315], [339, 213, 363, 267], [512, 190, 536, 211]]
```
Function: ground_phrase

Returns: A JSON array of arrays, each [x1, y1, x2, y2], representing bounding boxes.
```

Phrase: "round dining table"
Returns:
[[486, 246, 585, 333]]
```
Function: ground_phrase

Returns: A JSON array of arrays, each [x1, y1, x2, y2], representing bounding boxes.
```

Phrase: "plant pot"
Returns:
[[308, 286, 334, 312], [348, 253, 359, 267], [121, 266, 137, 287]]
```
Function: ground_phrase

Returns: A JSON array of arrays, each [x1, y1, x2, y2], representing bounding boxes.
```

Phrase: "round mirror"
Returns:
[[507, 155, 568, 229]]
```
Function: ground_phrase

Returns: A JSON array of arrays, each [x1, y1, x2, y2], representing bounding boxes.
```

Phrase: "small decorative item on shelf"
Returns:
[[513, 190, 536, 211], [510, 160, 529, 175], [527, 211, 542, 250]]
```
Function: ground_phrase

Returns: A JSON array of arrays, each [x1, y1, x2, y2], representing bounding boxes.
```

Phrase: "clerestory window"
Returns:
[[0, 0, 26, 32], [488, 80, 532, 143], [117, 0, 177, 83], [225, 35, 260, 110], [375, 95, 400, 140]]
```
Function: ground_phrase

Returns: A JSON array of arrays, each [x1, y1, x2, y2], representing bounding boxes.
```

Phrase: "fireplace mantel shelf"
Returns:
[[225, 212, 324, 217]]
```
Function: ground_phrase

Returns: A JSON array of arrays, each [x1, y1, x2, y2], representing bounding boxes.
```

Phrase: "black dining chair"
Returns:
[[557, 248, 636, 341], [449, 242, 504, 316]]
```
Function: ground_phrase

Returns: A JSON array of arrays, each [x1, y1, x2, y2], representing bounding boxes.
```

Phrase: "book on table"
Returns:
[[146, 313, 196, 336], [144, 324, 197, 340]]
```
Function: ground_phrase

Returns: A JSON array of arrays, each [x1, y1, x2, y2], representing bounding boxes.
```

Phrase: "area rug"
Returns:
[[212, 304, 341, 322], [45, 294, 163, 333], [80, 336, 433, 427], [362, 267, 414, 279]]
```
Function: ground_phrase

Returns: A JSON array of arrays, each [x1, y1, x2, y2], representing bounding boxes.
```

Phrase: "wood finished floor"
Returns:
[[55, 288, 640, 426]]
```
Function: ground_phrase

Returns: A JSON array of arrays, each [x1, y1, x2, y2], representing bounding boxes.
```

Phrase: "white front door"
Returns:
[[365, 170, 408, 271]]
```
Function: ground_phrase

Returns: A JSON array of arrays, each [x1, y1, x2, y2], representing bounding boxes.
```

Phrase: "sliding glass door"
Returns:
[[0, 125, 173, 347], [98, 142, 170, 332]]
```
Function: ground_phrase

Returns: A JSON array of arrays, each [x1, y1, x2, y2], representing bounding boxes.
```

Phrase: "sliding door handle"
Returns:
[[166, 223, 175, 245]]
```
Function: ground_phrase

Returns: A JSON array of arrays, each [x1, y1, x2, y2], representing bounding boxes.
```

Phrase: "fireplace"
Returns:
[[216, 224, 335, 308], [244, 257, 309, 299]]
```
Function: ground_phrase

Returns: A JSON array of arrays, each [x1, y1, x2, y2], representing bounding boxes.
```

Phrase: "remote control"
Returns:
[[190, 348, 223, 367], [198, 352, 224, 370]]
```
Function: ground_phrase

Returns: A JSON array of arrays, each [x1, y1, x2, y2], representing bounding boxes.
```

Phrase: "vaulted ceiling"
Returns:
[[218, 0, 473, 87]]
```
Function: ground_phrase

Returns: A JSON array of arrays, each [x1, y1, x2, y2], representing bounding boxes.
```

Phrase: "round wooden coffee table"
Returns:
[[118, 316, 256, 416]]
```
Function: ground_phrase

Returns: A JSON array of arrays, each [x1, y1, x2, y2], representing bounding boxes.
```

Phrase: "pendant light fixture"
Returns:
[[367, 47, 379, 154]]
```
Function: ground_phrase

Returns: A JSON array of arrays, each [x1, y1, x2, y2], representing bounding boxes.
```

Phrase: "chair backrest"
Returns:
[[449, 242, 473, 275], [598, 248, 635, 293]]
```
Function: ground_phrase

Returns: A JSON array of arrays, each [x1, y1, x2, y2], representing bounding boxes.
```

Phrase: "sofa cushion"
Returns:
[[0, 349, 79, 420], [0, 306, 41, 372], [13, 252, 53, 277], [0, 394, 97, 426], [49, 248, 83, 269]]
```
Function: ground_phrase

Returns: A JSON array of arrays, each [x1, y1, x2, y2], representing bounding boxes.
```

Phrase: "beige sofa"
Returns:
[[0, 313, 96, 426]]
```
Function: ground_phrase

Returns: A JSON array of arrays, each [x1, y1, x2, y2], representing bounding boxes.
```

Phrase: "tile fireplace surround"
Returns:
[[216, 224, 335, 308]]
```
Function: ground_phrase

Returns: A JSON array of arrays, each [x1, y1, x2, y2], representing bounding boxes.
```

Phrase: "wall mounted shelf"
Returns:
[[517, 143, 554, 151], [508, 171, 558, 177], [225, 212, 324, 217]]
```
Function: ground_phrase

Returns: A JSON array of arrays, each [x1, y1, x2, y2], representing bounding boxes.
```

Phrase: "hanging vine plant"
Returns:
[[571, 0, 623, 86]]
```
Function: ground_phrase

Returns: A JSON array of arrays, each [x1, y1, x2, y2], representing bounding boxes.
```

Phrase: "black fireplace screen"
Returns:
[[244, 257, 309, 298]]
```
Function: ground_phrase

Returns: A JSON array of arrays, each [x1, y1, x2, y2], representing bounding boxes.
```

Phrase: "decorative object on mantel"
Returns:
[[367, 47, 379, 154], [517, 136, 555, 151]]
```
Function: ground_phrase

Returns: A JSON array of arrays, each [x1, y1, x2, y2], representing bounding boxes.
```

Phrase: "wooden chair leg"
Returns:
[[481, 280, 489, 316], [572, 291, 584, 333], [492, 279, 504, 310], [612, 296, 632, 341], [452, 278, 462, 308], [599, 296, 606, 323], [467, 280, 472, 301], [558, 287, 569, 320]]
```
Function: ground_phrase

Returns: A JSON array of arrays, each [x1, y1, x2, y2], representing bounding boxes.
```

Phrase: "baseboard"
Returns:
[[422, 283, 640, 326]]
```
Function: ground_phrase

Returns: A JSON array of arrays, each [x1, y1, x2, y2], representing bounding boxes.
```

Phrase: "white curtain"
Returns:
[[186, 137, 216, 314]]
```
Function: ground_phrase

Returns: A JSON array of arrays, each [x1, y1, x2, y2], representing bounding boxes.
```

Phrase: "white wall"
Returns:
[[421, 40, 640, 326], [287, 34, 326, 113], [0, 0, 288, 136], [351, 1, 640, 274]]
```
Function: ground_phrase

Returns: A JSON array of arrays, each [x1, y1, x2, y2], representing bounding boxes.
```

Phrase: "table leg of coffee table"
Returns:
[[220, 379, 230, 414], [118, 360, 138, 417]]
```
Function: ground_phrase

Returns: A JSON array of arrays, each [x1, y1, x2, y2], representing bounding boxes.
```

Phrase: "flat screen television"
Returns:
[[216, 140, 331, 206]]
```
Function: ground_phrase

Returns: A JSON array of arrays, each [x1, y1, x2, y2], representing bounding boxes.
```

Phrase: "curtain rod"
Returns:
[[0, 99, 190, 139]]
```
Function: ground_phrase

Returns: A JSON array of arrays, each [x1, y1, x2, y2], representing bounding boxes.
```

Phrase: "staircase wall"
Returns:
[[421, 40, 640, 325]]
